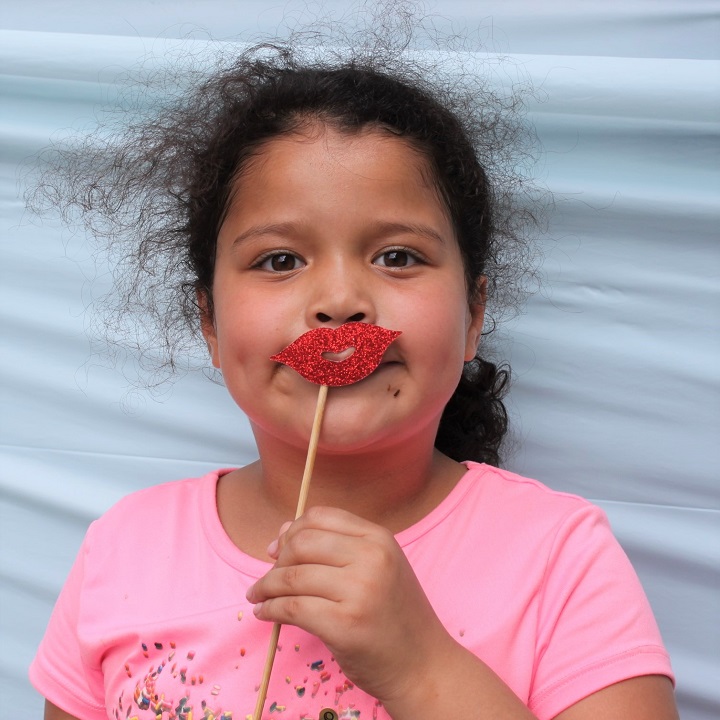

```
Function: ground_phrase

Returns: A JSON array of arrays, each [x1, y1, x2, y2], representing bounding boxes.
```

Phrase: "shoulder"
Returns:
[[60, 468, 245, 628], [453, 464, 673, 718], [427, 462, 634, 598], [407, 461, 617, 585], [453, 464, 652, 603], [460, 461, 604, 531], [98, 468, 226, 515], [463, 461, 589, 502], [81, 469, 231, 556]]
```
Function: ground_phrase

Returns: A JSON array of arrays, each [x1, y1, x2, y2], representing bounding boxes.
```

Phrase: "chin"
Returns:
[[320, 410, 441, 457]]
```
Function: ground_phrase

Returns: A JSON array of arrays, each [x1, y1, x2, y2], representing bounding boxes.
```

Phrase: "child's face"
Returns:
[[203, 124, 485, 453]]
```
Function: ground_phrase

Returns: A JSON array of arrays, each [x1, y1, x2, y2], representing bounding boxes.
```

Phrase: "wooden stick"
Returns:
[[294, 384, 329, 519], [252, 383, 329, 720]]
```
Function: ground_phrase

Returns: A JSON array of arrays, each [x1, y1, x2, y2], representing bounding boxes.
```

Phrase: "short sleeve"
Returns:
[[528, 504, 673, 719], [29, 526, 108, 720]]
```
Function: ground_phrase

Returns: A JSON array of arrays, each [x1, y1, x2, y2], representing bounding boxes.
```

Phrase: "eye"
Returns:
[[255, 252, 305, 272], [373, 248, 422, 268]]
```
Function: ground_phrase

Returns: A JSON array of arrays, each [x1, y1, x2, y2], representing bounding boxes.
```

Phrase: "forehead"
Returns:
[[218, 122, 455, 248], [231, 121, 444, 207]]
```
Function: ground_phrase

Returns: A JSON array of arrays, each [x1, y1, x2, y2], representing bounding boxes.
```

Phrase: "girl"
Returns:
[[29, 36, 678, 720]]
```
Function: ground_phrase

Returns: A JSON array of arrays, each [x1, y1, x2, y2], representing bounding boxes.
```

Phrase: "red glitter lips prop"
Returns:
[[270, 322, 402, 386]]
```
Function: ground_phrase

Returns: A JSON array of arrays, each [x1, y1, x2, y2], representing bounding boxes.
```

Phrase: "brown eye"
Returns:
[[374, 249, 420, 268], [259, 253, 304, 272], [384, 251, 408, 267]]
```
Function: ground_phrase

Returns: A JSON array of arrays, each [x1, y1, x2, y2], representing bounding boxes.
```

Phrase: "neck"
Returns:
[[250, 425, 461, 532]]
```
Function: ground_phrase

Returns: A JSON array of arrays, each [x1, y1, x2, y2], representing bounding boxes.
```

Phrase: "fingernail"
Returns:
[[279, 521, 292, 535], [245, 585, 255, 601], [267, 538, 279, 556], [252, 601, 263, 615]]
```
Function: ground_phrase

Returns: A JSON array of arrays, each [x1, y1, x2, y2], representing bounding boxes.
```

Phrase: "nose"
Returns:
[[305, 262, 376, 328]]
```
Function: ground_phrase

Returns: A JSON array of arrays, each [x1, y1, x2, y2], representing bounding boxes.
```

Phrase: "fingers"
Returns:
[[293, 506, 380, 538], [250, 512, 373, 607], [252, 594, 341, 638], [268, 505, 388, 562], [245, 507, 449, 704], [248, 562, 344, 605], [249, 509, 360, 615], [249, 507, 400, 637], [246, 506, 445, 700], [266, 520, 292, 558]]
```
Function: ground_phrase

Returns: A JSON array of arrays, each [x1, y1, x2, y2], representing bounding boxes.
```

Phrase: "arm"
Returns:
[[553, 676, 678, 720], [375, 641, 678, 720], [249, 506, 536, 718], [45, 701, 83, 720], [248, 506, 679, 720]]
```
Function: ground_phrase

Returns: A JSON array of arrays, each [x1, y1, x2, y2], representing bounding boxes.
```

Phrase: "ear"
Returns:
[[197, 289, 221, 369], [464, 276, 487, 362]]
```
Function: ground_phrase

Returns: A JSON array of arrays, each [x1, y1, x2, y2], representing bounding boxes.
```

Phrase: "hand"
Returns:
[[245, 505, 451, 704]]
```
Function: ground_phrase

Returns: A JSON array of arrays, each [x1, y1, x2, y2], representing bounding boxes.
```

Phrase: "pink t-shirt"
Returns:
[[30, 463, 673, 720]]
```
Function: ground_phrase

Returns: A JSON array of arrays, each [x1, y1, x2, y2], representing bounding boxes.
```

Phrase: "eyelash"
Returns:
[[372, 247, 426, 268], [251, 251, 305, 272], [251, 246, 427, 272]]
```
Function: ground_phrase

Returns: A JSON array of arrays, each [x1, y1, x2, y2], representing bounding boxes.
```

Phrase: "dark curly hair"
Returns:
[[27, 11, 543, 466]]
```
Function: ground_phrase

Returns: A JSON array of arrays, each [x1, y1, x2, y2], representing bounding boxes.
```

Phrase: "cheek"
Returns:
[[418, 291, 472, 345]]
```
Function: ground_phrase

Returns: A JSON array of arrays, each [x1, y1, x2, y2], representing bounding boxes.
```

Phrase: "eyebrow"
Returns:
[[231, 220, 448, 248], [232, 222, 299, 247], [370, 221, 448, 245]]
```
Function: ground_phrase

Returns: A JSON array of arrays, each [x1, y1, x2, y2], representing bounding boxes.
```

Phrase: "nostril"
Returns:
[[316, 312, 365, 324]]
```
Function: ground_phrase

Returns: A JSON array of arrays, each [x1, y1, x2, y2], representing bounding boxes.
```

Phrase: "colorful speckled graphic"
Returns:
[[115, 631, 382, 720]]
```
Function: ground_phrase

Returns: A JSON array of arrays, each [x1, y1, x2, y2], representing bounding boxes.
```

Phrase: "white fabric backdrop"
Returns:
[[1, 2, 718, 718]]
